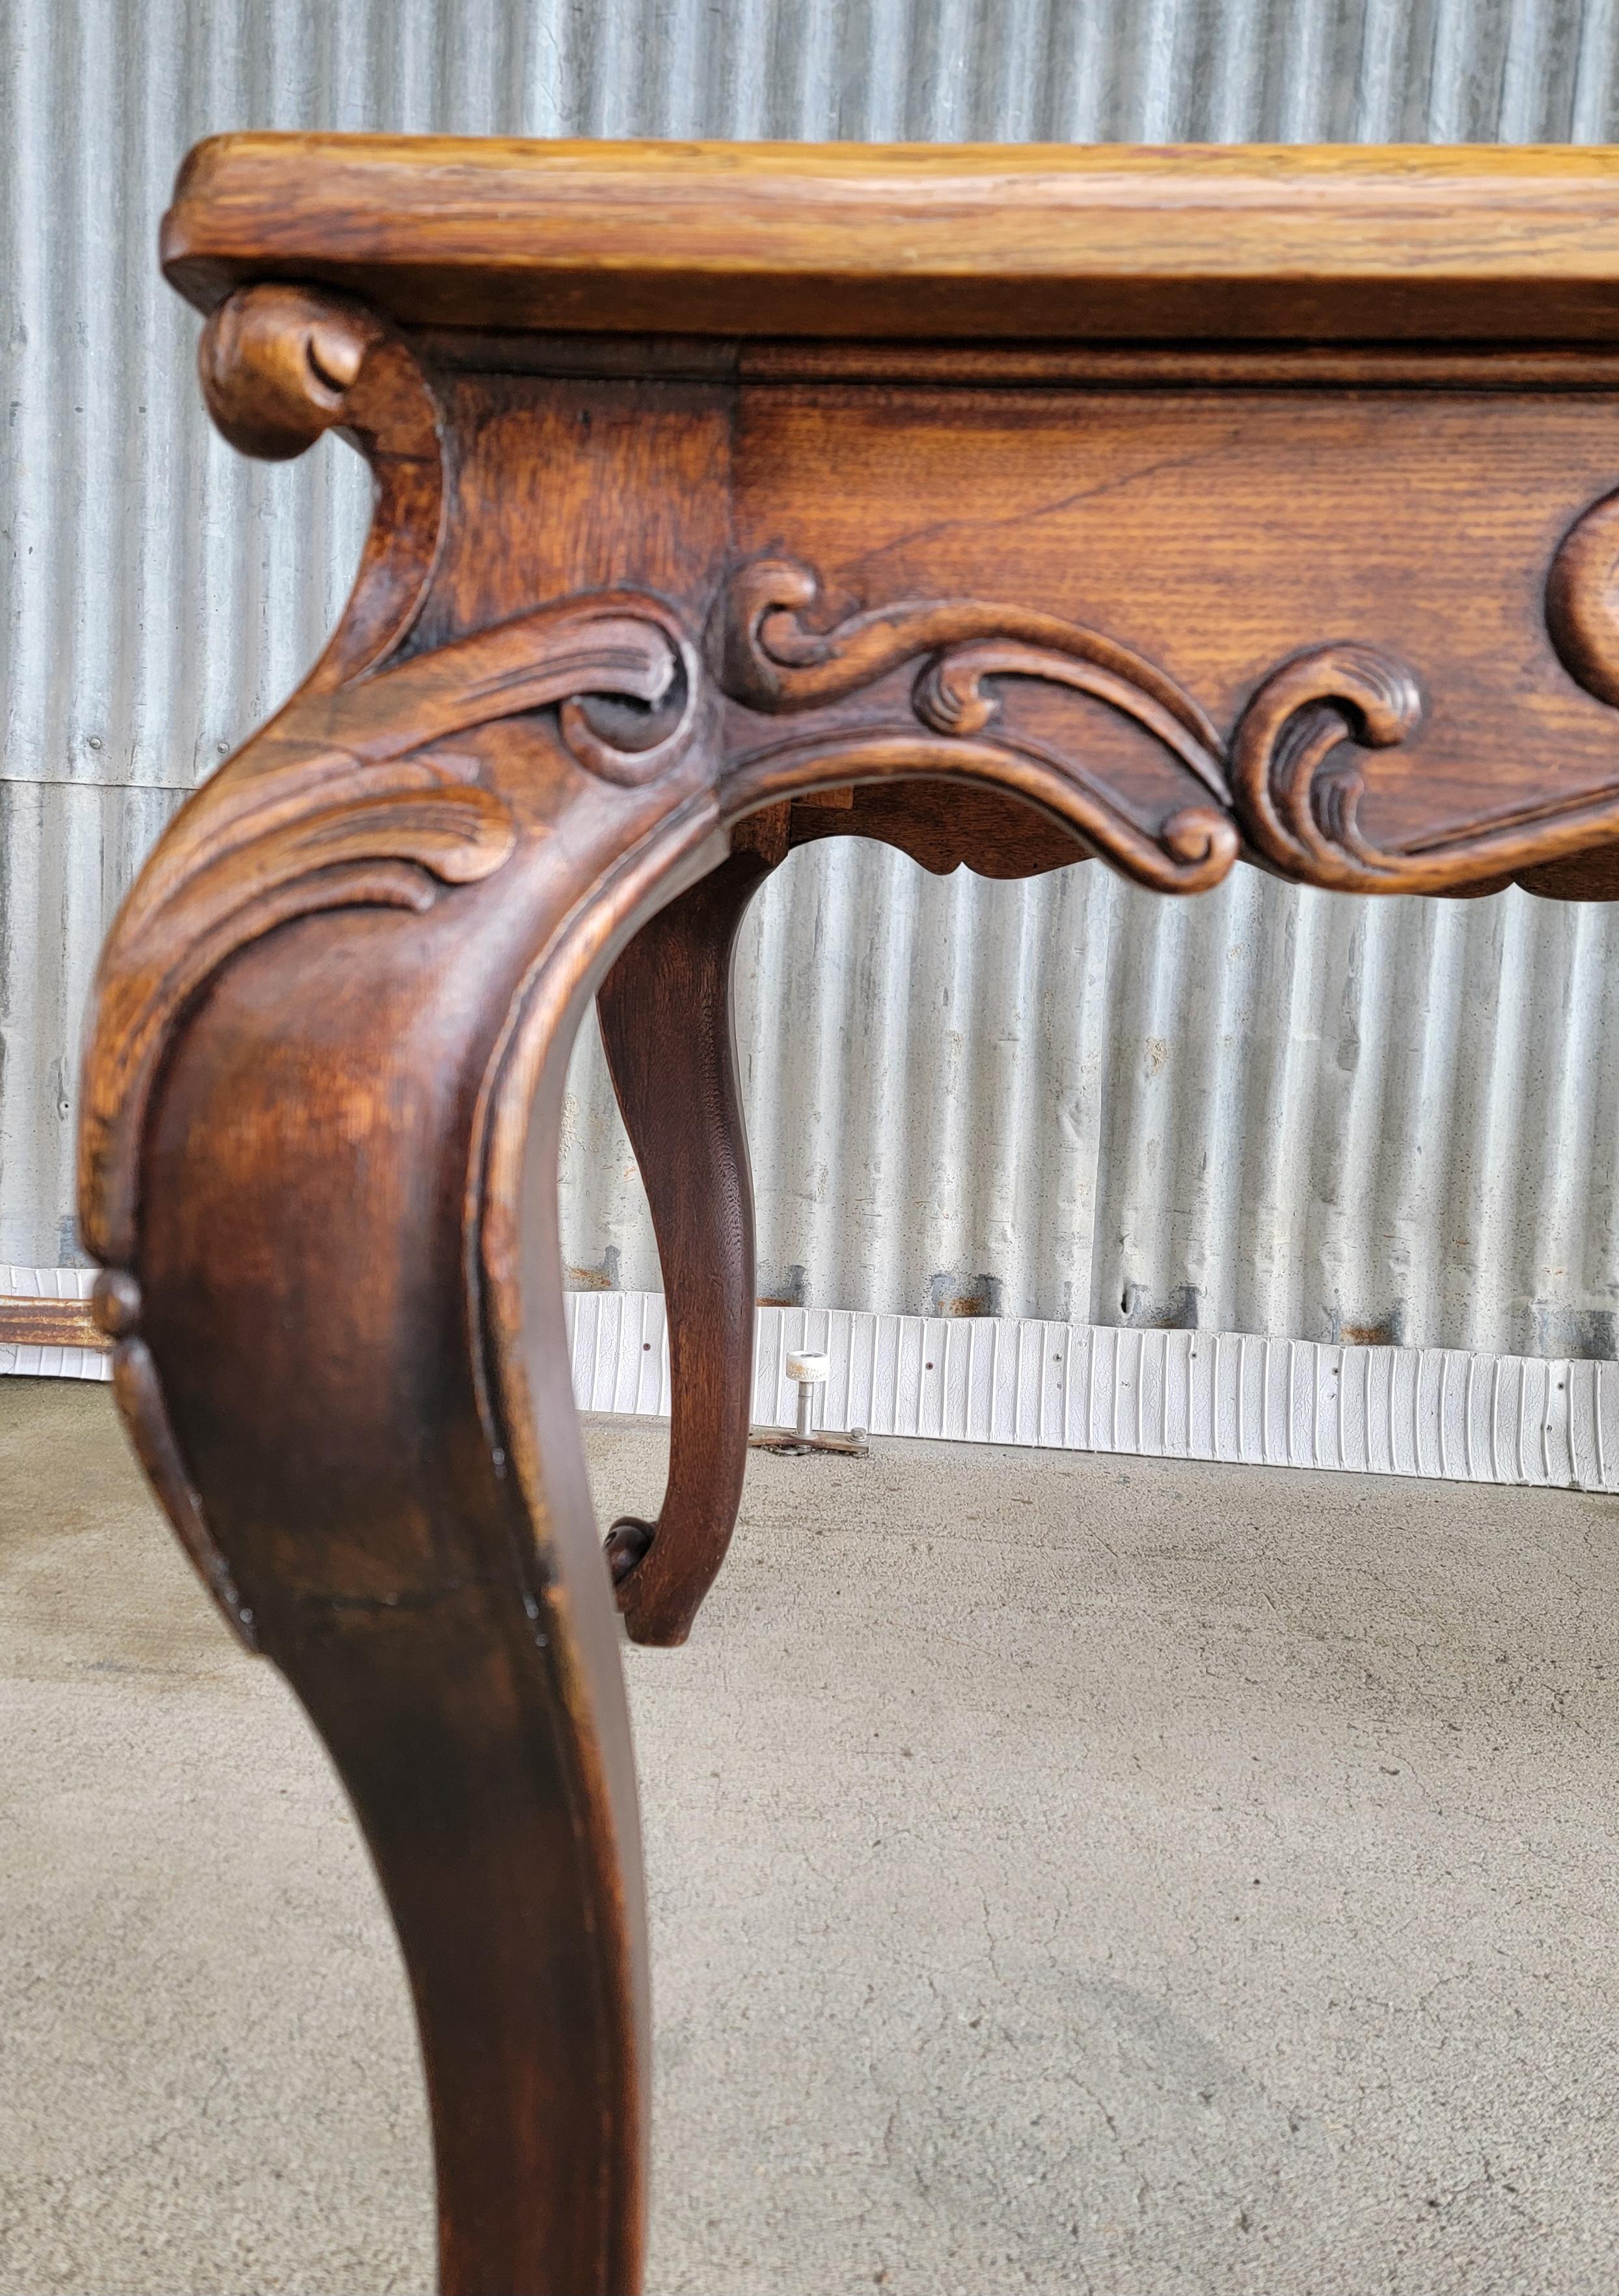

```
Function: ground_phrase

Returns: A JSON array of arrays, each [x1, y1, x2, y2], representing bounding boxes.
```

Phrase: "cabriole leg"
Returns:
[[115, 899, 650, 2296], [77, 279, 740, 2296], [597, 848, 775, 1645]]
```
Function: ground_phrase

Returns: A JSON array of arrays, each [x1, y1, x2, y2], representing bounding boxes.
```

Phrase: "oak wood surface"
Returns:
[[137, 894, 653, 2295], [788, 779, 1089, 876], [82, 295, 735, 2296], [75, 141, 1619, 2296], [164, 135, 1619, 342], [720, 386, 1619, 889]]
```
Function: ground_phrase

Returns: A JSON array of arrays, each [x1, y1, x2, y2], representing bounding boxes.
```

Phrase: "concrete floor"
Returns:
[[0, 1382, 1616, 2295]]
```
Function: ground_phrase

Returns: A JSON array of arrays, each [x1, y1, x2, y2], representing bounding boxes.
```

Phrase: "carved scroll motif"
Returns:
[[1229, 484, 1619, 894], [81, 595, 700, 1275], [714, 558, 1239, 893], [717, 558, 1225, 785], [200, 284, 447, 691], [80, 280, 716, 1667], [1212, 640, 1619, 893], [719, 546, 1619, 899], [81, 286, 707, 1278], [1228, 645, 1434, 891]]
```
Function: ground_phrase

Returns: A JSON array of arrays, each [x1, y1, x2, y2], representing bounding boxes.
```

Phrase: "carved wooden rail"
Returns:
[[79, 137, 1619, 2293]]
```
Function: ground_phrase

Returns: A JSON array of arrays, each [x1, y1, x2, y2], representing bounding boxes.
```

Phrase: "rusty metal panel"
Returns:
[[6, 0, 1619, 1368]]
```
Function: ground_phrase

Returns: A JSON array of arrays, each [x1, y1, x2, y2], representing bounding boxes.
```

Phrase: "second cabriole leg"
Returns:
[[597, 846, 776, 1645]]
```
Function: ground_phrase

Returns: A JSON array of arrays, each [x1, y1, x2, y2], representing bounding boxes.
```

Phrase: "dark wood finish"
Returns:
[[83, 276, 733, 2296], [789, 783, 1089, 876], [75, 141, 1619, 2293], [713, 394, 1619, 890], [597, 850, 772, 1646]]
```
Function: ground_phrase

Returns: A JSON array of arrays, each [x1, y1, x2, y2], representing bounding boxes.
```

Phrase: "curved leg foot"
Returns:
[[597, 848, 776, 1645], [111, 897, 651, 2296]]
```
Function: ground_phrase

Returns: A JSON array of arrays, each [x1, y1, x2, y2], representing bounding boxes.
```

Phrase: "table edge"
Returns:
[[162, 133, 1619, 342]]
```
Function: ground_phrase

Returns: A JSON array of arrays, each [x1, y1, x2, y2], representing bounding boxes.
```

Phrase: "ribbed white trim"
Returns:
[[0, 1264, 96, 1297], [567, 1292, 1619, 1494], [7, 1269, 1614, 1491]]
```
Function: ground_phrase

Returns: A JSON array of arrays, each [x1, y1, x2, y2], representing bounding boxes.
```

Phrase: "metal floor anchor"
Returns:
[[748, 1349, 870, 1458]]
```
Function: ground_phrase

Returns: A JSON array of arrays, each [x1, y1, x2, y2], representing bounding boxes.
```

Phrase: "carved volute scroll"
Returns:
[[82, 285, 714, 1280], [1228, 645, 1430, 891], [198, 284, 388, 459], [716, 557, 1226, 787], [712, 557, 1241, 893], [80, 594, 703, 1276], [200, 284, 446, 692], [80, 285, 471, 1645], [1231, 613, 1619, 896], [713, 535, 1619, 900]]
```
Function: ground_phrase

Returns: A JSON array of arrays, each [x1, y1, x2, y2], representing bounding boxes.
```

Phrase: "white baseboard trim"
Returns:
[[568, 1291, 1619, 1494], [7, 1265, 1615, 1492]]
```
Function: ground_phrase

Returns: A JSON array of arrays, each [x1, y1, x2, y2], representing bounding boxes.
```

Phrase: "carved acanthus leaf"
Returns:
[[80, 595, 701, 1270]]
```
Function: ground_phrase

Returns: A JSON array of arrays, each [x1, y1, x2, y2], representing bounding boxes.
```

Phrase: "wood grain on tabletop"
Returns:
[[161, 135, 1619, 340]]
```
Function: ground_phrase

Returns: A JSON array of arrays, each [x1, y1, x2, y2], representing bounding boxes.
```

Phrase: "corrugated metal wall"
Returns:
[[7, 0, 1619, 1358]]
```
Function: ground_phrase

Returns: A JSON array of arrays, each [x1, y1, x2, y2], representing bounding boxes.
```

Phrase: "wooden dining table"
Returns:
[[77, 134, 1619, 2292]]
